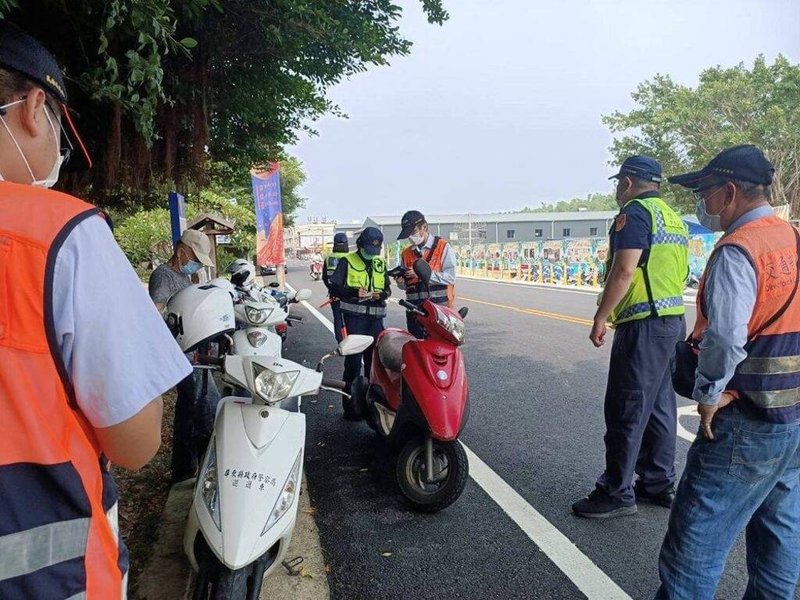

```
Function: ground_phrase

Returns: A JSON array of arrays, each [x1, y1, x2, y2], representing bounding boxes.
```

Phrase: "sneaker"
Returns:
[[572, 488, 638, 519], [634, 482, 675, 508]]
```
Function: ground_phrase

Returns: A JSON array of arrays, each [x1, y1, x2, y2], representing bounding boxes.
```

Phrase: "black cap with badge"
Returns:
[[669, 145, 774, 189], [398, 210, 426, 240], [0, 21, 92, 168]]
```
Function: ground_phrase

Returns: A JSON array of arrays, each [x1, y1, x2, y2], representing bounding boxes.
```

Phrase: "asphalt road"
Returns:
[[274, 262, 780, 600]]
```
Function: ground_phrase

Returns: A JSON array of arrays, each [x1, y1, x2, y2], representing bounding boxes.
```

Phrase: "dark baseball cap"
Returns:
[[0, 21, 67, 103], [398, 210, 426, 240], [609, 155, 662, 183], [669, 144, 774, 189], [333, 232, 348, 245], [358, 226, 384, 255]]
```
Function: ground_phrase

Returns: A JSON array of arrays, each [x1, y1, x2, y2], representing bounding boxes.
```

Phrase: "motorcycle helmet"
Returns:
[[225, 258, 252, 274], [228, 262, 256, 288], [165, 284, 235, 352]]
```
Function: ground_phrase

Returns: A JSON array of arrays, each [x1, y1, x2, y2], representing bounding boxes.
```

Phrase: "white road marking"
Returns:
[[287, 282, 633, 600], [676, 405, 699, 443], [458, 275, 698, 305]]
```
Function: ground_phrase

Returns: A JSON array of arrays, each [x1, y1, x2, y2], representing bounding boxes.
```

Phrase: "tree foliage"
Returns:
[[604, 55, 800, 215], [0, 1, 447, 211], [522, 193, 617, 213]]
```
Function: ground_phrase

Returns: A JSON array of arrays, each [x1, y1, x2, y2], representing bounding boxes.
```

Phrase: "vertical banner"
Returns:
[[251, 163, 284, 267], [168, 191, 186, 247]]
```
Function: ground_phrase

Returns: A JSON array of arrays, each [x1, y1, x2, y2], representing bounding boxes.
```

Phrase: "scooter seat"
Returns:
[[377, 331, 415, 372]]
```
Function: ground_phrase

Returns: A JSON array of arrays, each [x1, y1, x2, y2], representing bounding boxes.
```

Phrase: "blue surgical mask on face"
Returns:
[[181, 259, 202, 275], [695, 198, 723, 232], [359, 248, 376, 261]]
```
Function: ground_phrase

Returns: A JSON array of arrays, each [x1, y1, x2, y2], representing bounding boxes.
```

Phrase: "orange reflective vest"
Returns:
[[401, 236, 455, 307], [693, 215, 800, 423], [0, 182, 126, 598]]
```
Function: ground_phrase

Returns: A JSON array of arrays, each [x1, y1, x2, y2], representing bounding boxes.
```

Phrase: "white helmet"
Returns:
[[229, 262, 256, 289], [207, 277, 240, 301], [225, 258, 252, 274], [165, 284, 235, 352]]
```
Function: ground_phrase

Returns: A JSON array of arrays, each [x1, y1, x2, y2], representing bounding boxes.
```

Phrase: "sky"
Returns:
[[288, 0, 800, 224]]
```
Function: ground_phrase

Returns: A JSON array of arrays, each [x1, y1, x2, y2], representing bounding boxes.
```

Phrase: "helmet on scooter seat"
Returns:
[[228, 262, 256, 288], [225, 258, 251, 274], [165, 284, 235, 352]]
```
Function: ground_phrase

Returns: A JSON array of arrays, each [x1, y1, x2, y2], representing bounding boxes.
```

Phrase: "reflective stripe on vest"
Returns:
[[608, 197, 689, 325], [0, 181, 126, 598], [343, 252, 386, 291], [406, 287, 449, 303], [339, 300, 387, 318], [694, 216, 800, 423]]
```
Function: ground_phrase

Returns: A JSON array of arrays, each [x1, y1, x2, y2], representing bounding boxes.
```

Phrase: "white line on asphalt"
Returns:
[[458, 275, 698, 305], [676, 405, 698, 443], [288, 283, 633, 600]]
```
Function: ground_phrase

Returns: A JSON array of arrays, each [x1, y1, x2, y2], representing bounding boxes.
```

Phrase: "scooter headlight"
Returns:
[[435, 309, 466, 343], [200, 443, 221, 531], [247, 331, 268, 347], [245, 306, 271, 325], [254, 366, 299, 402], [262, 451, 302, 535]]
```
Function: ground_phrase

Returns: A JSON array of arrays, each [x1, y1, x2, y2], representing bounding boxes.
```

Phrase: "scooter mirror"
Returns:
[[412, 259, 432, 285], [337, 334, 373, 356], [269, 282, 280, 288], [458, 306, 469, 319], [294, 289, 312, 302]]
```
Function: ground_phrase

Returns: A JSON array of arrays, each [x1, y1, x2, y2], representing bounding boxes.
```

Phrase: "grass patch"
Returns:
[[115, 390, 177, 597]]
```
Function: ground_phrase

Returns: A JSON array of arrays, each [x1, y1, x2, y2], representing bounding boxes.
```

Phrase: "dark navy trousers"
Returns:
[[342, 313, 384, 391], [597, 314, 686, 505], [331, 302, 345, 343]]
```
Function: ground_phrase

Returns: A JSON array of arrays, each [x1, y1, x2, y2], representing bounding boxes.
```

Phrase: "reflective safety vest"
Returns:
[[324, 251, 348, 277], [0, 182, 127, 598], [340, 252, 387, 318], [607, 197, 689, 325], [693, 215, 800, 423], [401, 236, 455, 307]]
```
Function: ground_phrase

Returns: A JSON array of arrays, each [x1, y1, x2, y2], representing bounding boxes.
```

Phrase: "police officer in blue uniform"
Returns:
[[572, 156, 689, 518], [323, 232, 350, 342], [327, 227, 391, 416]]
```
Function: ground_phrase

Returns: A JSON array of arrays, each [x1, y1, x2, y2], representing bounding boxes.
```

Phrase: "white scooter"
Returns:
[[166, 284, 373, 600]]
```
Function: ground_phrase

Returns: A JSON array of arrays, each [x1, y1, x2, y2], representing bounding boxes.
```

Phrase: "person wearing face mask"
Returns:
[[572, 156, 689, 519], [655, 145, 800, 600], [148, 228, 220, 482], [395, 210, 457, 338], [327, 227, 391, 414], [0, 23, 192, 598]]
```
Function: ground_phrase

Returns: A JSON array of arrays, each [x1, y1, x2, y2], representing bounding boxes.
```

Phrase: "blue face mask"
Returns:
[[359, 248, 377, 261], [181, 259, 202, 275], [695, 198, 723, 232]]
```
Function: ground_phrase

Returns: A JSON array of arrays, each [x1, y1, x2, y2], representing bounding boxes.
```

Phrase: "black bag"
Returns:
[[672, 225, 800, 398]]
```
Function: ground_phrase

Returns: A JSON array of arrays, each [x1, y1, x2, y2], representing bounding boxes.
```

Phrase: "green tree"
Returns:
[[522, 193, 617, 212], [0, 1, 447, 209], [604, 55, 800, 215]]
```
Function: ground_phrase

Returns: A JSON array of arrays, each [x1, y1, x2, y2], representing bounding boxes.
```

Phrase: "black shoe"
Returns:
[[572, 488, 638, 519], [634, 483, 675, 508]]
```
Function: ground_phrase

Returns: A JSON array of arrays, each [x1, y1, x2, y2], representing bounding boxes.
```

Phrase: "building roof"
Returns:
[[187, 213, 235, 234], [364, 211, 618, 226]]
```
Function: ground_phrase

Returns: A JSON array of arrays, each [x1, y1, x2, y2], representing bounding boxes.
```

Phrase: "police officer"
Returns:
[[0, 23, 191, 597], [394, 210, 457, 338], [572, 156, 689, 518], [322, 232, 350, 342], [327, 227, 391, 412]]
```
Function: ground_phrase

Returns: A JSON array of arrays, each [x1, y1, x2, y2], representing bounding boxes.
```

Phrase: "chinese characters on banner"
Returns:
[[251, 163, 284, 266]]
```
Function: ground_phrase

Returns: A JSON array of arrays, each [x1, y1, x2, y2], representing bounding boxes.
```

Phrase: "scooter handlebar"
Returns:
[[321, 378, 347, 390], [399, 299, 425, 316]]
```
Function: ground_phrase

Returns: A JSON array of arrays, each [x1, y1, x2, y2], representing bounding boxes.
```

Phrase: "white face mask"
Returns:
[[0, 98, 63, 188], [409, 232, 425, 245]]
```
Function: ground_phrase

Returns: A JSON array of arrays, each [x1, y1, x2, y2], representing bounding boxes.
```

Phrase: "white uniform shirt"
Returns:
[[52, 215, 192, 428]]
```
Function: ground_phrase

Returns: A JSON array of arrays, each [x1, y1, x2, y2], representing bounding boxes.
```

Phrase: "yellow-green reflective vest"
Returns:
[[607, 197, 689, 325], [325, 251, 348, 277], [344, 252, 386, 292]]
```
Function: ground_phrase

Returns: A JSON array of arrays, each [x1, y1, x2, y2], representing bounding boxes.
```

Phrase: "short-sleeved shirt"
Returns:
[[609, 191, 657, 265], [53, 215, 192, 428], [148, 263, 191, 307]]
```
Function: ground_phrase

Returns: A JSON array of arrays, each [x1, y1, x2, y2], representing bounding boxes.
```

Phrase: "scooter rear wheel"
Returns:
[[396, 438, 468, 512]]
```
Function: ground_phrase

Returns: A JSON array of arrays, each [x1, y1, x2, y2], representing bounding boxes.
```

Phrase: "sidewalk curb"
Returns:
[[135, 476, 329, 600]]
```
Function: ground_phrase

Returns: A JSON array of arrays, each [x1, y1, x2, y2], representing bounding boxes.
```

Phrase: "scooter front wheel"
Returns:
[[396, 437, 468, 513], [193, 561, 263, 600]]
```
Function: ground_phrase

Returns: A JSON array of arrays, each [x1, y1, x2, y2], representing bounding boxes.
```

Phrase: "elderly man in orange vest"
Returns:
[[0, 23, 191, 598], [656, 145, 800, 599], [394, 210, 457, 338]]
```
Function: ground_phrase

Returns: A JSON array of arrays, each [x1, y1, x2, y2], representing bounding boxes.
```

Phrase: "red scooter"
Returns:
[[349, 261, 470, 512]]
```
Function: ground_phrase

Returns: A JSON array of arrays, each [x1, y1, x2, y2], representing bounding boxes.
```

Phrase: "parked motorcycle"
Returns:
[[165, 284, 373, 600], [350, 260, 470, 512]]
